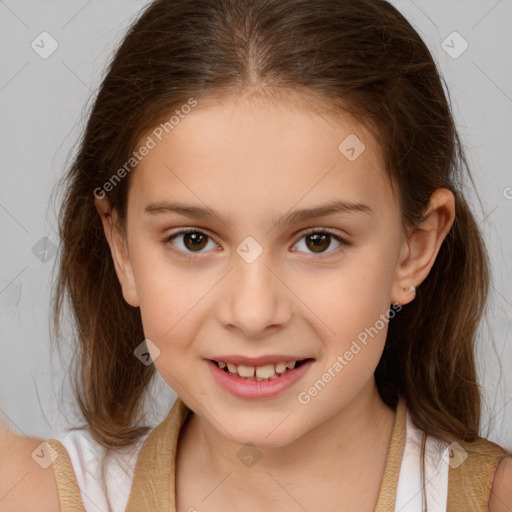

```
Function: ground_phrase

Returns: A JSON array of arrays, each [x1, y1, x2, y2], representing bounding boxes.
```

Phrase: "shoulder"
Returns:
[[0, 431, 60, 512], [488, 455, 512, 511], [447, 435, 511, 511]]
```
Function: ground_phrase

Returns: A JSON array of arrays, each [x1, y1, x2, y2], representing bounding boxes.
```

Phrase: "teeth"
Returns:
[[275, 362, 288, 373], [255, 364, 276, 379], [215, 359, 304, 380], [237, 364, 255, 378]]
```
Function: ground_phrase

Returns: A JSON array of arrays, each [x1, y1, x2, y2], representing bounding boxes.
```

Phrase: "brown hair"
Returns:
[[52, 0, 507, 467]]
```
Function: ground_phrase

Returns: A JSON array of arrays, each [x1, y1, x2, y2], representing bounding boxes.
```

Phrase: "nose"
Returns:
[[216, 248, 293, 339]]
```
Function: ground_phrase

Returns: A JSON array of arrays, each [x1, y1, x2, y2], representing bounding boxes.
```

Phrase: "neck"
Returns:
[[178, 377, 397, 506]]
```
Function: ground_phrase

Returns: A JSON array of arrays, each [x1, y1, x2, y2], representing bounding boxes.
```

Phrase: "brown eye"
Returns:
[[182, 232, 208, 251], [305, 233, 331, 253], [293, 229, 349, 256], [166, 229, 216, 253]]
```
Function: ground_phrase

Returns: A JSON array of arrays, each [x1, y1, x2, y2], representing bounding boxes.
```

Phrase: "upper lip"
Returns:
[[207, 355, 314, 366]]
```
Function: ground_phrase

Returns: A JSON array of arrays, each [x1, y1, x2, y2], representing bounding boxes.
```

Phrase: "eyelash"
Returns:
[[163, 227, 350, 260]]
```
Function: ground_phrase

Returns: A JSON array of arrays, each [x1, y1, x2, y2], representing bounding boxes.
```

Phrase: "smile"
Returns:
[[205, 358, 315, 399], [212, 359, 310, 381]]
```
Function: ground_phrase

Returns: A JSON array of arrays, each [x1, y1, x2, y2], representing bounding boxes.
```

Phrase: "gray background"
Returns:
[[0, 0, 511, 449]]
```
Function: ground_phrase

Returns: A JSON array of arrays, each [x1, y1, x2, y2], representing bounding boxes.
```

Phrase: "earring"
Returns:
[[407, 286, 416, 294]]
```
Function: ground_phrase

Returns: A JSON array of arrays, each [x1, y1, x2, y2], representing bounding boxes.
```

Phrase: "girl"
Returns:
[[1, 0, 511, 510]]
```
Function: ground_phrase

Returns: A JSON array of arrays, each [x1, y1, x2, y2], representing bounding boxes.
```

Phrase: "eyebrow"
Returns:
[[143, 199, 373, 226]]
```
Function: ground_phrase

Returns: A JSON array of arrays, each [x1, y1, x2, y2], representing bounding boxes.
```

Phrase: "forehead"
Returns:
[[129, 93, 394, 222]]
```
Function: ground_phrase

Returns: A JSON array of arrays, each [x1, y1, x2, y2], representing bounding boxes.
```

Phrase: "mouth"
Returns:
[[206, 357, 315, 399], [209, 358, 314, 382]]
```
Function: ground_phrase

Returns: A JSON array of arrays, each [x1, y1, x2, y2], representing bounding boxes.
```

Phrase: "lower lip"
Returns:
[[205, 359, 314, 399]]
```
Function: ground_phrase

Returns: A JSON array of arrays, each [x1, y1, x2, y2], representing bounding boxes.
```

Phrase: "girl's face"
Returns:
[[104, 93, 414, 447]]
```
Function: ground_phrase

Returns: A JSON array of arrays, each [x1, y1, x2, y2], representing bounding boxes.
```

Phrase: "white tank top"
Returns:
[[58, 428, 149, 512], [397, 409, 449, 511], [57, 405, 450, 512]]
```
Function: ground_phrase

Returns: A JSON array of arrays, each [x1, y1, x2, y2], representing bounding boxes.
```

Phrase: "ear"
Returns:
[[391, 188, 455, 306], [94, 197, 140, 307]]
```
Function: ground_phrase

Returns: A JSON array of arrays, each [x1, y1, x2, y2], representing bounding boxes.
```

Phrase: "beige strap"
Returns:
[[446, 435, 507, 511], [125, 397, 191, 512], [375, 399, 407, 512], [44, 438, 87, 512]]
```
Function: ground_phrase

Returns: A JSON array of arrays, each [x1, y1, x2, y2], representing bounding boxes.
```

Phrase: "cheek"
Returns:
[[128, 239, 188, 325], [130, 253, 194, 346], [138, 279, 198, 343], [301, 243, 397, 372], [135, 271, 202, 391], [301, 250, 395, 332]]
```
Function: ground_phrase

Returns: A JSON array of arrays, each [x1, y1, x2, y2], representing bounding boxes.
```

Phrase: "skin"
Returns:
[[94, 90, 456, 511]]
